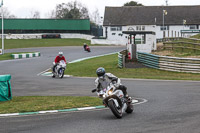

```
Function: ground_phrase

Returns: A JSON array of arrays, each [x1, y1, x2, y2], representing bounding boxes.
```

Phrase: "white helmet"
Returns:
[[58, 52, 63, 56]]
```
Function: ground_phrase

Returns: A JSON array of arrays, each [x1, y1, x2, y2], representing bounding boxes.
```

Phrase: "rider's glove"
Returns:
[[91, 89, 97, 93]]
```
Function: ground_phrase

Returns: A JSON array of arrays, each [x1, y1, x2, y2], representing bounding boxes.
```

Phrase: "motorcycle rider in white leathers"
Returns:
[[95, 67, 132, 102]]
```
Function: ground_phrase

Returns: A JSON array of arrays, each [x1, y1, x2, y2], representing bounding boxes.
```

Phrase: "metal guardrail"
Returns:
[[137, 52, 200, 73]]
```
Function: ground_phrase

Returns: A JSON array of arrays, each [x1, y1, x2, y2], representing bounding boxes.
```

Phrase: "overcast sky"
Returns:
[[3, 0, 200, 18]]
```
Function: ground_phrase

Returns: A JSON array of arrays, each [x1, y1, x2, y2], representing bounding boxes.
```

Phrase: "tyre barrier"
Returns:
[[118, 50, 126, 68], [11, 52, 41, 59]]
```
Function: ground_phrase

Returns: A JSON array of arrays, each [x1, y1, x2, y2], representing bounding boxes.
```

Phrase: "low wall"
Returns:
[[91, 39, 126, 45], [137, 44, 152, 53], [60, 34, 94, 40], [2, 34, 94, 40], [6, 34, 42, 39]]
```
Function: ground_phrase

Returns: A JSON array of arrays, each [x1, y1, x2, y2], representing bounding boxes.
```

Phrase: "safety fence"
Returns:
[[137, 52, 200, 73]]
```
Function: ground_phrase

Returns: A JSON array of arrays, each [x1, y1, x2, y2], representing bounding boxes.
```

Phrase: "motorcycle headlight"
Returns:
[[108, 90, 112, 95]]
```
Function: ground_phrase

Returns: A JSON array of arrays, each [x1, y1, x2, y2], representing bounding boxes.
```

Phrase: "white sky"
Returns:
[[3, 0, 200, 18]]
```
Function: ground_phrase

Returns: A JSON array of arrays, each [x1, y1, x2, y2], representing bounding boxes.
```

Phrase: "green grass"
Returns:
[[0, 52, 33, 61], [0, 96, 102, 114], [191, 33, 200, 39], [0, 38, 93, 49], [66, 54, 200, 80], [0, 53, 13, 60], [163, 36, 200, 57], [155, 49, 200, 57]]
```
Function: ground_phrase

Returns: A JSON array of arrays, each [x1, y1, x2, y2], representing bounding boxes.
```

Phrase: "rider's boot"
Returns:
[[103, 101, 107, 107], [52, 72, 56, 78], [125, 94, 132, 104]]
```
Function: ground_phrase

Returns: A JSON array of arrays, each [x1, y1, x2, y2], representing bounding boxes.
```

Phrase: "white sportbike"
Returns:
[[52, 60, 66, 78], [92, 80, 133, 118]]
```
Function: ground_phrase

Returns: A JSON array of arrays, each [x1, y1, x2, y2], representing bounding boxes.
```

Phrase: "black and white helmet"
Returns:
[[96, 67, 105, 77]]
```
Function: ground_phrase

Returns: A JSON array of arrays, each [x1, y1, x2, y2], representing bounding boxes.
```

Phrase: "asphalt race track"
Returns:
[[1, 46, 200, 133], [0, 46, 124, 96]]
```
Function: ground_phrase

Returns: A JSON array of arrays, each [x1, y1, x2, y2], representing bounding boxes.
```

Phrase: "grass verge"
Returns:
[[0, 52, 34, 61], [0, 38, 97, 49], [66, 54, 200, 80], [0, 53, 13, 61], [0, 96, 102, 114]]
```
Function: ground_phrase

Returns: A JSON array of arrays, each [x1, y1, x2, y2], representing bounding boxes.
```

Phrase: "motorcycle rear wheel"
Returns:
[[108, 100, 122, 119]]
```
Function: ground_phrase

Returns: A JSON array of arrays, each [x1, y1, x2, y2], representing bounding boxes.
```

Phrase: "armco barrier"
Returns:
[[137, 52, 200, 73], [11, 52, 40, 59]]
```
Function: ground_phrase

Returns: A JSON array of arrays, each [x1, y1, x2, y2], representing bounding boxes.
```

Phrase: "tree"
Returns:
[[123, 1, 143, 6], [55, 1, 89, 19], [30, 10, 40, 19], [90, 8, 101, 25], [0, 7, 16, 18], [45, 10, 56, 18]]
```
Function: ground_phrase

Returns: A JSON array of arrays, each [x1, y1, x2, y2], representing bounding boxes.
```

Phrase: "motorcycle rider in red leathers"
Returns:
[[52, 52, 67, 78]]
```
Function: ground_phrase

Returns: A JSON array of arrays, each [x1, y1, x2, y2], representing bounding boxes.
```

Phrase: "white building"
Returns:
[[92, 5, 200, 49]]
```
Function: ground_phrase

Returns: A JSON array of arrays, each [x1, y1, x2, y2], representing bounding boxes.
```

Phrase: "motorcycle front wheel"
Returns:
[[58, 68, 64, 78], [108, 100, 122, 119]]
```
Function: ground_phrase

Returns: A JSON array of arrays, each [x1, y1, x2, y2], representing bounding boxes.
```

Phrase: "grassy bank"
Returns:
[[66, 54, 200, 80], [191, 33, 200, 39], [0, 96, 102, 114], [0, 38, 92, 49]]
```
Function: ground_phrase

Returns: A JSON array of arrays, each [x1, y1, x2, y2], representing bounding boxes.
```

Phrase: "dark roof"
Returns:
[[103, 6, 200, 26]]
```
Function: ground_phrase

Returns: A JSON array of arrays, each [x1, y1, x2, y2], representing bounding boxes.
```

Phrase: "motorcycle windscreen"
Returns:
[[0, 75, 12, 102]]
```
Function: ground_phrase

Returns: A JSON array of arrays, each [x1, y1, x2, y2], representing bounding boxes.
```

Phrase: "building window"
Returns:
[[160, 26, 169, 31], [136, 26, 145, 31], [189, 25, 197, 30], [110, 26, 122, 31], [142, 26, 145, 31], [136, 25, 145, 31], [136, 26, 141, 31]]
